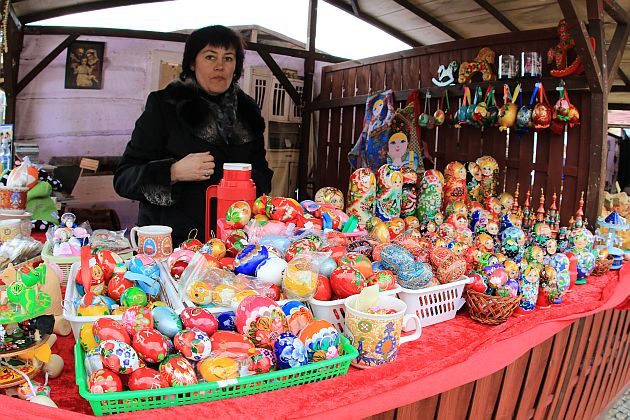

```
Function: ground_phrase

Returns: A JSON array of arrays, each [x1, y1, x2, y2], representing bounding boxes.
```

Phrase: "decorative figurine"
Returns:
[[416, 169, 444, 224], [545, 238, 570, 303], [432, 61, 459, 86], [517, 264, 541, 314], [476, 156, 499, 205], [314, 187, 344, 211], [375, 164, 403, 221], [596, 210, 628, 270], [548, 19, 593, 78], [443, 161, 469, 210], [570, 227, 597, 285], [347, 168, 377, 227], [458, 48, 496, 84]]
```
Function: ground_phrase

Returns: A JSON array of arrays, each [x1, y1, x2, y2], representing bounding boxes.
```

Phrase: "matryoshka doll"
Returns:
[[537, 266, 558, 308], [516, 264, 541, 314], [346, 168, 377, 227], [467, 162, 483, 204], [443, 161, 469, 210], [476, 156, 499, 205], [376, 164, 403, 221], [400, 167, 418, 218], [570, 228, 597, 285], [531, 222, 553, 249], [486, 197, 502, 219], [556, 227, 570, 253], [315, 187, 344, 211], [499, 192, 515, 215], [545, 239, 570, 302], [416, 169, 444, 224]]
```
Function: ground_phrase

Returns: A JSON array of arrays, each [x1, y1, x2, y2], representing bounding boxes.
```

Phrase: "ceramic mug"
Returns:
[[0, 186, 28, 214], [0, 218, 21, 243], [344, 294, 422, 368], [130, 225, 173, 260]]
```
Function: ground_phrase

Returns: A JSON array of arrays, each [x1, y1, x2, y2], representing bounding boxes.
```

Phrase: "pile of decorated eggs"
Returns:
[[84, 296, 343, 394]]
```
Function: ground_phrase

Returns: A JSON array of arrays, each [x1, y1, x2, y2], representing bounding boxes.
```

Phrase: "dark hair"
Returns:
[[180, 25, 246, 82]]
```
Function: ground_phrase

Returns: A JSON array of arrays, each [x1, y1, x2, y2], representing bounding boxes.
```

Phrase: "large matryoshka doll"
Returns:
[[346, 168, 376, 227], [375, 164, 403, 221], [400, 167, 418, 218], [466, 162, 483, 204], [569, 227, 597, 285], [544, 239, 570, 303], [476, 156, 499, 205], [443, 161, 469, 210], [416, 169, 444, 224], [517, 264, 541, 314]]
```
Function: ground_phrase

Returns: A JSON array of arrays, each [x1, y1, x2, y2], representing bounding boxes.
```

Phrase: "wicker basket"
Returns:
[[465, 289, 521, 325], [591, 257, 613, 276]]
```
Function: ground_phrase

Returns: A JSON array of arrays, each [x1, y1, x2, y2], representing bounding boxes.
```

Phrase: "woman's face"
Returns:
[[193, 45, 237, 95]]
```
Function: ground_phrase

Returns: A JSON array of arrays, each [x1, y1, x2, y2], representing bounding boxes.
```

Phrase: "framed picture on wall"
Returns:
[[65, 41, 105, 89]]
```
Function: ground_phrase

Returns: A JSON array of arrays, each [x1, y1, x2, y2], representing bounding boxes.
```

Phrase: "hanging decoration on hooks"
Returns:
[[532, 82, 552, 131], [417, 90, 434, 130], [498, 83, 520, 132]]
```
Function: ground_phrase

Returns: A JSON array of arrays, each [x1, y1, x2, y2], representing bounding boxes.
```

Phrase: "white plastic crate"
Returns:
[[398, 276, 471, 331], [63, 261, 184, 340], [308, 287, 401, 334]]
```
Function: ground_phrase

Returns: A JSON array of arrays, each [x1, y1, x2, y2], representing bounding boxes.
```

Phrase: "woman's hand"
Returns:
[[170, 152, 215, 183]]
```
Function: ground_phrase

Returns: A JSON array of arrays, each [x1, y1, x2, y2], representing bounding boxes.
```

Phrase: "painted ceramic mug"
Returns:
[[344, 294, 421, 368], [130, 225, 173, 260]]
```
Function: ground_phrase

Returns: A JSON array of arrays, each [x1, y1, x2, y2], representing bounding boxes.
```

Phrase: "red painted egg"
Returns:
[[173, 329, 213, 361], [132, 328, 169, 364], [466, 272, 488, 293], [210, 330, 255, 358], [247, 348, 275, 374], [330, 266, 367, 299], [180, 307, 218, 337], [99, 340, 142, 374], [225, 233, 248, 257], [180, 238, 204, 252], [95, 250, 124, 281], [225, 200, 252, 229], [159, 355, 197, 386], [121, 306, 154, 335], [366, 270, 397, 291], [128, 367, 168, 390], [285, 239, 317, 262], [205, 238, 227, 259], [320, 246, 347, 264], [107, 272, 134, 302], [313, 274, 332, 301], [93, 318, 130, 345], [88, 368, 123, 393], [338, 252, 373, 278], [235, 295, 288, 349]]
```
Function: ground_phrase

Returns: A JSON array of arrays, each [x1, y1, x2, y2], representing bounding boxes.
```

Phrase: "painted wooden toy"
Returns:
[[517, 264, 541, 314], [476, 156, 499, 204], [315, 187, 345, 211], [570, 227, 597, 285], [346, 167, 376, 227], [416, 169, 444, 224], [375, 164, 403, 221], [443, 161, 469, 210], [432, 61, 459, 86], [458, 48, 496, 84]]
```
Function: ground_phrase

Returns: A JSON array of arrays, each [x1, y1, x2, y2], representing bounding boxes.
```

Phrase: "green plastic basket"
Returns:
[[75, 336, 358, 416]]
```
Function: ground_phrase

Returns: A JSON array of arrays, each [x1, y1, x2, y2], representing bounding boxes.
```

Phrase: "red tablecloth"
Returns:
[[3, 264, 629, 420]]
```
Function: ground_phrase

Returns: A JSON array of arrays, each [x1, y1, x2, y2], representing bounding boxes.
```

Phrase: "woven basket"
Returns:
[[465, 289, 521, 325], [591, 257, 613, 276]]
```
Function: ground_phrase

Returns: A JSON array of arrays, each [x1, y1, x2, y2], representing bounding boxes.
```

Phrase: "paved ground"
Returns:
[[604, 387, 630, 420]]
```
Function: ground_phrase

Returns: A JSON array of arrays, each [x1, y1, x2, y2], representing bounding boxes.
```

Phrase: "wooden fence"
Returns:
[[312, 28, 595, 225], [366, 308, 630, 420]]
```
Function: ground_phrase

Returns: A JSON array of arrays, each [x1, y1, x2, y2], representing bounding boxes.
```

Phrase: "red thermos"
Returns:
[[205, 163, 256, 241]]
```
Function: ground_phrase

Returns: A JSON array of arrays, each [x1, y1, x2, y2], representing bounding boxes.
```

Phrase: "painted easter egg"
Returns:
[[107, 272, 134, 303], [273, 332, 308, 370], [397, 261, 434, 289], [180, 307, 218, 337], [210, 330, 255, 358], [186, 280, 214, 306], [93, 318, 130, 345], [88, 368, 123, 393], [128, 367, 169, 390], [235, 295, 288, 349], [379, 244, 414, 271], [330, 266, 367, 299], [173, 329, 213, 361], [225, 200, 252, 229], [121, 306, 154, 335], [120, 287, 148, 307], [298, 320, 341, 362], [281, 300, 315, 335], [248, 347, 275, 374], [217, 311, 237, 331], [180, 237, 203, 252], [285, 238, 317, 262], [282, 263, 319, 300], [204, 238, 227, 259], [255, 257, 288, 286], [167, 249, 195, 279], [99, 340, 141, 374], [152, 305, 183, 338], [338, 252, 373, 279], [225, 232, 249, 257], [79, 323, 99, 352], [159, 355, 197, 386], [132, 328, 169, 364], [234, 244, 269, 276], [366, 270, 397, 291], [84, 347, 104, 376], [253, 195, 268, 215], [197, 357, 240, 382], [313, 274, 333, 301]]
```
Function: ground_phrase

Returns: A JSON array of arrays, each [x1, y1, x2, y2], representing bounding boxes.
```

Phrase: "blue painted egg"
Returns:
[[380, 245, 414, 272], [397, 261, 433, 289], [217, 311, 237, 331], [319, 257, 337, 278], [152, 305, 183, 338], [273, 332, 308, 370], [84, 347, 104, 376], [234, 244, 269, 276]]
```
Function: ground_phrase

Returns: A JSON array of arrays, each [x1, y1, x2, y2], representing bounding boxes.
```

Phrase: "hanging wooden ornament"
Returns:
[[484, 87, 499, 127], [455, 86, 471, 128], [498, 84, 520, 132], [433, 90, 446, 126], [516, 84, 537, 136], [532, 82, 552, 131], [417, 90, 434, 129]]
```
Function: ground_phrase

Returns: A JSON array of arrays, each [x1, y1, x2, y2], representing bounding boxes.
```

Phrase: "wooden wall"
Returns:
[[313, 28, 594, 225], [366, 308, 630, 420]]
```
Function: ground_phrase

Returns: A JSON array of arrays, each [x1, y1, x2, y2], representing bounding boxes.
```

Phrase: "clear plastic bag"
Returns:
[[90, 229, 131, 251], [282, 250, 331, 301]]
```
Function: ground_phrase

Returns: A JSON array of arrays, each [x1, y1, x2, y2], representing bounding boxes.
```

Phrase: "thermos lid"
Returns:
[[223, 163, 252, 171]]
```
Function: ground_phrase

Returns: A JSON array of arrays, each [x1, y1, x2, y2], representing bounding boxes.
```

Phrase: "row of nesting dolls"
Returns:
[[347, 156, 499, 226]]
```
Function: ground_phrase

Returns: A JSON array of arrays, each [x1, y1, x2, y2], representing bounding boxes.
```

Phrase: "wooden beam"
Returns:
[[16, 34, 78, 94], [18, 0, 170, 24], [558, 0, 604, 93], [350, 0, 360, 17], [255, 47, 301, 105], [605, 21, 629, 85], [323, 0, 420, 47], [392, 0, 462, 40], [299, 0, 318, 197], [2, 2, 23, 124], [608, 103, 630, 110], [618, 68, 630, 86], [473, 0, 519, 32], [23, 25, 348, 63], [603, 0, 630, 24], [611, 85, 630, 92]]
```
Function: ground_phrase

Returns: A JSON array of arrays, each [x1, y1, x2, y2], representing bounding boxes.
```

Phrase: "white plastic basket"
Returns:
[[308, 287, 401, 334], [398, 276, 470, 331], [63, 261, 184, 340]]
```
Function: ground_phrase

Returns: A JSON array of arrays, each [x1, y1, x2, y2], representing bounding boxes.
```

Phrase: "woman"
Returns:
[[114, 25, 273, 245]]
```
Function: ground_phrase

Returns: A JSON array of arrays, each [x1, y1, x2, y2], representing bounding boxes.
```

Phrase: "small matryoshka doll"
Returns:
[[517, 264, 541, 314], [346, 168, 376, 227], [476, 156, 499, 204], [400, 167, 418, 218], [531, 222, 553, 249], [545, 241, 570, 303], [315, 187, 345, 211], [443, 161, 469, 209], [375, 164, 403, 221], [570, 228, 597, 285], [416, 169, 444, 224], [467, 162, 483, 203], [486, 197, 503, 219], [537, 266, 558, 308], [523, 245, 545, 268], [499, 192, 515, 215], [556, 227, 570, 253], [445, 200, 468, 219], [486, 218, 500, 240], [475, 233, 495, 253], [504, 259, 521, 281]]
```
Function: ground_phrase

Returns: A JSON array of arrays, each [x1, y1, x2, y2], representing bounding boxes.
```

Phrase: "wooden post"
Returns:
[[298, 0, 317, 198], [2, 2, 23, 124]]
